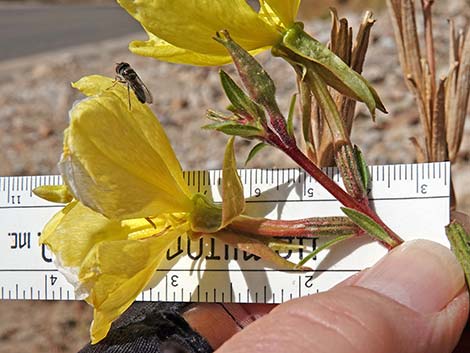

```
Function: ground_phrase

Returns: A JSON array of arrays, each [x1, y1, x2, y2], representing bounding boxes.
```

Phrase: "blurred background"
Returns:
[[0, 0, 468, 352]]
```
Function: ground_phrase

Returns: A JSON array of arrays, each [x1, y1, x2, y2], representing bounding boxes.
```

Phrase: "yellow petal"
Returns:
[[117, 0, 280, 57], [40, 201, 184, 343], [264, 0, 300, 27], [40, 202, 131, 268], [129, 30, 269, 66], [61, 75, 193, 219], [39, 201, 78, 246], [81, 231, 180, 344]]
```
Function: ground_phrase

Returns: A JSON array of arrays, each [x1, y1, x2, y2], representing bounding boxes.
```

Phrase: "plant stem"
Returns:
[[229, 215, 361, 238], [278, 143, 403, 249]]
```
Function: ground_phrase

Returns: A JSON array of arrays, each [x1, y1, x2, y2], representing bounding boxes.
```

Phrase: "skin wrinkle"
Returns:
[[308, 292, 384, 350], [279, 289, 391, 352], [246, 317, 334, 353], [283, 307, 362, 353], [272, 286, 419, 353]]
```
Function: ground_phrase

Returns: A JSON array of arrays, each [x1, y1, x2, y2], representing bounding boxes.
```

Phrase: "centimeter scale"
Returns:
[[0, 162, 450, 304]]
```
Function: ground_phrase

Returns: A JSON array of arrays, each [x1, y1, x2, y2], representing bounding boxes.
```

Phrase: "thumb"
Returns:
[[216, 240, 469, 353]]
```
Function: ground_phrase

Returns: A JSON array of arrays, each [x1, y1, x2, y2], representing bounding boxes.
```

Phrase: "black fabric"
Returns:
[[78, 302, 213, 353]]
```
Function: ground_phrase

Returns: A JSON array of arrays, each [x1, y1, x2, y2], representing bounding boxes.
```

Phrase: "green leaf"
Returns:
[[446, 219, 470, 288], [221, 137, 245, 228], [279, 23, 386, 117], [287, 93, 297, 137], [245, 142, 269, 165], [215, 31, 279, 112], [219, 70, 265, 120], [296, 234, 354, 268], [341, 207, 395, 247], [354, 145, 370, 192], [202, 122, 263, 137]]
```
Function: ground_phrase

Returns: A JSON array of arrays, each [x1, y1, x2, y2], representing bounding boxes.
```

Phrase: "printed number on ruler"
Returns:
[[0, 162, 450, 303]]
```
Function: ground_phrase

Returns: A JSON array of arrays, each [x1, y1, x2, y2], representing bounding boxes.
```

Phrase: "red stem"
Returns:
[[279, 143, 403, 249], [229, 215, 360, 238]]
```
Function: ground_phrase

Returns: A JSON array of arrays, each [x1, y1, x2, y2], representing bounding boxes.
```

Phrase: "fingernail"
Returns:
[[354, 239, 465, 313]]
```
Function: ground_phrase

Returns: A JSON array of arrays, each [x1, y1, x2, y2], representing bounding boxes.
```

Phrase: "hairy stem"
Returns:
[[230, 215, 361, 238], [277, 142, 403, 249]]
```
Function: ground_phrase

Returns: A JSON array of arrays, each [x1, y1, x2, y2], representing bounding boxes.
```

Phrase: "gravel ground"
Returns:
[[0, 1, 469, 352]]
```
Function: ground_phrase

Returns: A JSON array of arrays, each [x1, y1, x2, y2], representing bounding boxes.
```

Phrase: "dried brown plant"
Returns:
[[387, 0, 470, 209], [300, 9, 376, 167]]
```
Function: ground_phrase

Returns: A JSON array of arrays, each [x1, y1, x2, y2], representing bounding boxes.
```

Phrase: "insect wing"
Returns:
[[130, 74, 153, 104]]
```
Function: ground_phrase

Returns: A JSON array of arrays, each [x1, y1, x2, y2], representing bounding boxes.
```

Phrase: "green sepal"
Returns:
[[354, 145, 371, 192], [33, 185, 73, 204], [245, 142, 269, 165], [202, 122, 263, 137], [446, 220, 470, 288], [190, 137, 245, 233], [278, 23, 386, 117], [221, 137, 245, 228], [295, 234, 354, 269], [219, 70, 265, 121], [341, 207, 395, 247], [216, 230, 303, 270], [287, 93, 297, 137]]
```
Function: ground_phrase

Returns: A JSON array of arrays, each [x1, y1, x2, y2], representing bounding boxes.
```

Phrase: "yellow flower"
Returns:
[[36, 75, 197, 343], [117, 0, 301, 65], [60, 75, 193, 220], [35, 75, 246, 343]]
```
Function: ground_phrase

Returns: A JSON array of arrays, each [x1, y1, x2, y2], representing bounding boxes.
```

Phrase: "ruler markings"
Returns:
[[7, 177, 10, 205], [0, 163, 451, 304], [197, 171, 200, 193], [444, 162, 448, 185], [44, 275, 47, 300], [165, 275, 168, 301], [415, 164, 418, 192]]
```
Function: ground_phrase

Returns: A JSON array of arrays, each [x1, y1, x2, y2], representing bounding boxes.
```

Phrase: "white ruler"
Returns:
[[0, 162, 450, 303]]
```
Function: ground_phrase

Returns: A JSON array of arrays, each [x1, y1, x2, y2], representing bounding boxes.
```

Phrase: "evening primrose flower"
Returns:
[[117, 0, 301, 65], [35, 74, 245, 344]]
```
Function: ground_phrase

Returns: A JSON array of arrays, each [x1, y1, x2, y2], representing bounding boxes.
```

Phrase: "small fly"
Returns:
[[113, 62, 153, 109]]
